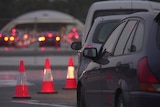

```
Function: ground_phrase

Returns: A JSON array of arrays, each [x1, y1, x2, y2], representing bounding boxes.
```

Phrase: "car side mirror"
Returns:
[[71, 42, 82, 50], [83, 47, 98, 59], [83, 47, 110, 65]]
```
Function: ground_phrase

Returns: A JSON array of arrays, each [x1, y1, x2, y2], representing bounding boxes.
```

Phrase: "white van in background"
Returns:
[[71, 0, 160, 79], [82, 0, 160, 46]]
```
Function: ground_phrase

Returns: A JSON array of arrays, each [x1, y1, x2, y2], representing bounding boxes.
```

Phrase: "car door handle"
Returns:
[[115, 62, 121, 72]]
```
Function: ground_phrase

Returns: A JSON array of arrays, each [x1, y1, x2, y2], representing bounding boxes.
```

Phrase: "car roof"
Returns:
[[82, 0, 160, 45], [122, 11, 160, 22]]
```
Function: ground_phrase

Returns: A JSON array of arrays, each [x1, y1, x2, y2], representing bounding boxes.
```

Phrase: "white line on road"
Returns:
[[12, 100, 75, 107], [0, 80, 34, 87]]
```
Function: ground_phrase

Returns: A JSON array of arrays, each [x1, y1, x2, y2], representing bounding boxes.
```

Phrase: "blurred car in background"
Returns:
[[67, 27, 82, 42], [0, 32, 6, 46], [2, 31, 19, 47], [38, 31, 61, 47], [0, 29, 35, 47], [15, 32, 35, 48]]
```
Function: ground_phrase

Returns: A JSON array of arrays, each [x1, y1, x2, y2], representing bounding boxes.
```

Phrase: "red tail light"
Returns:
[[86, 45, 92, 48], [0, 34, 2, 38], [138, 57, 159, 91], [138, 57, 158, 83], [47, 33, 53, 38], [23, 34, 29, 39]]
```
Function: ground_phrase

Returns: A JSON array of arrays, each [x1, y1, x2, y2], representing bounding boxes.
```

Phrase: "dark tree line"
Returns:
[[0, 0, 159, 29]]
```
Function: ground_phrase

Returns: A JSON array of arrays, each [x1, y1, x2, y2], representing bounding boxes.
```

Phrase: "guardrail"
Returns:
[[0, 47, 78, 70]]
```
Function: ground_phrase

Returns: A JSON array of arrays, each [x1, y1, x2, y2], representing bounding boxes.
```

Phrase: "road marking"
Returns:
[[12, 100, 75, 107], [0, 80, 34, 87]]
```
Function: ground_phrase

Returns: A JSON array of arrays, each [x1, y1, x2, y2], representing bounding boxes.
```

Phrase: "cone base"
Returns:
[[13, 96, 31, 99], [63, 79, 77, 90], [38, 81, 57, 94], [14, 85, 31, 99], [38, 91, 58, 94]]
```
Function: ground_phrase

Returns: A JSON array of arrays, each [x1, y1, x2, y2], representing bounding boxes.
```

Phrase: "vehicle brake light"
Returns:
[[23, 34, 29, 39], [10, 36, 15, 41], [38, 36, 45, 41], [0, 34, 2, 38], [12, 28, 16, 36], [56, 36, 61, 41], [4, 36, 9, 41], [47, 33, 53, 38], [138, 57, 159, 91], [87, 45, 92, 48]]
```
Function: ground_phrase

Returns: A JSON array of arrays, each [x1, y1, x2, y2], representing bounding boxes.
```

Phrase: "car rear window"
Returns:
[[92, 20, 119, 43]]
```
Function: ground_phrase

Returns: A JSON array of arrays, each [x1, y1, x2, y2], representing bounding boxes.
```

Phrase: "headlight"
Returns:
[[38, 36, 45, 41]]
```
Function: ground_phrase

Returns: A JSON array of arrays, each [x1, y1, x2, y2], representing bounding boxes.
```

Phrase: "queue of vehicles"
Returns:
[[0, 28, 81, 48], [0, 29, 36, 48], [71, 0, 160, 107], [0, 10, 84, 48]]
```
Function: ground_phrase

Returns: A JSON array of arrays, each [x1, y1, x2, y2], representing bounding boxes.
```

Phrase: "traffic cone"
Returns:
[[13, 60, 31, 99], [63, 57, 77, 89], [38, 58, 58, 94]]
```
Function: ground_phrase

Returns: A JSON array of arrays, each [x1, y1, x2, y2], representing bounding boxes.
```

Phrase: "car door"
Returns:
[[122, 20, 145, 91], [83, 63, 106, 107], [83, 21, 127, 107], [100, 19, 139, 107]]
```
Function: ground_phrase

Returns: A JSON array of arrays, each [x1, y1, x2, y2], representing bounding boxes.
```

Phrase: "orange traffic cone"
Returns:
[[63, 57, 77, 89], [38, 58, 58, 94], [13, 60, 31, 99]]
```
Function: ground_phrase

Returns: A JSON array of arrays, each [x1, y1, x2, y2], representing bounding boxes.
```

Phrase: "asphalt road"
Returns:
[[0, 70, 77, 107], [1, 80, 77, 107]]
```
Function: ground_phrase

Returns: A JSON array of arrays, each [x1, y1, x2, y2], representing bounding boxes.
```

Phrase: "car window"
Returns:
[[114, 20, 138, 56], [103, 21, 126, 53], [124, 21, 144, 54], [131, 22, 144, 52], [93, 20, 119, 43]]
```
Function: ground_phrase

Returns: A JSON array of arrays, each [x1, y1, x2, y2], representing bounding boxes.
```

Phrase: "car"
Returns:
[[72, 15, 128, 78], [38, 31, 61, 47], [71, 0, 160, 79], [2, 31, 19, 47], [15, 31, 34, 48], [78, 11, 160, 107], [0, 32, 6, 46]]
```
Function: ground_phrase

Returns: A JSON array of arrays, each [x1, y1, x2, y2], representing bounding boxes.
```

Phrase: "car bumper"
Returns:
[[127, 91, 160, 107], [39, 41, 60, 46]]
